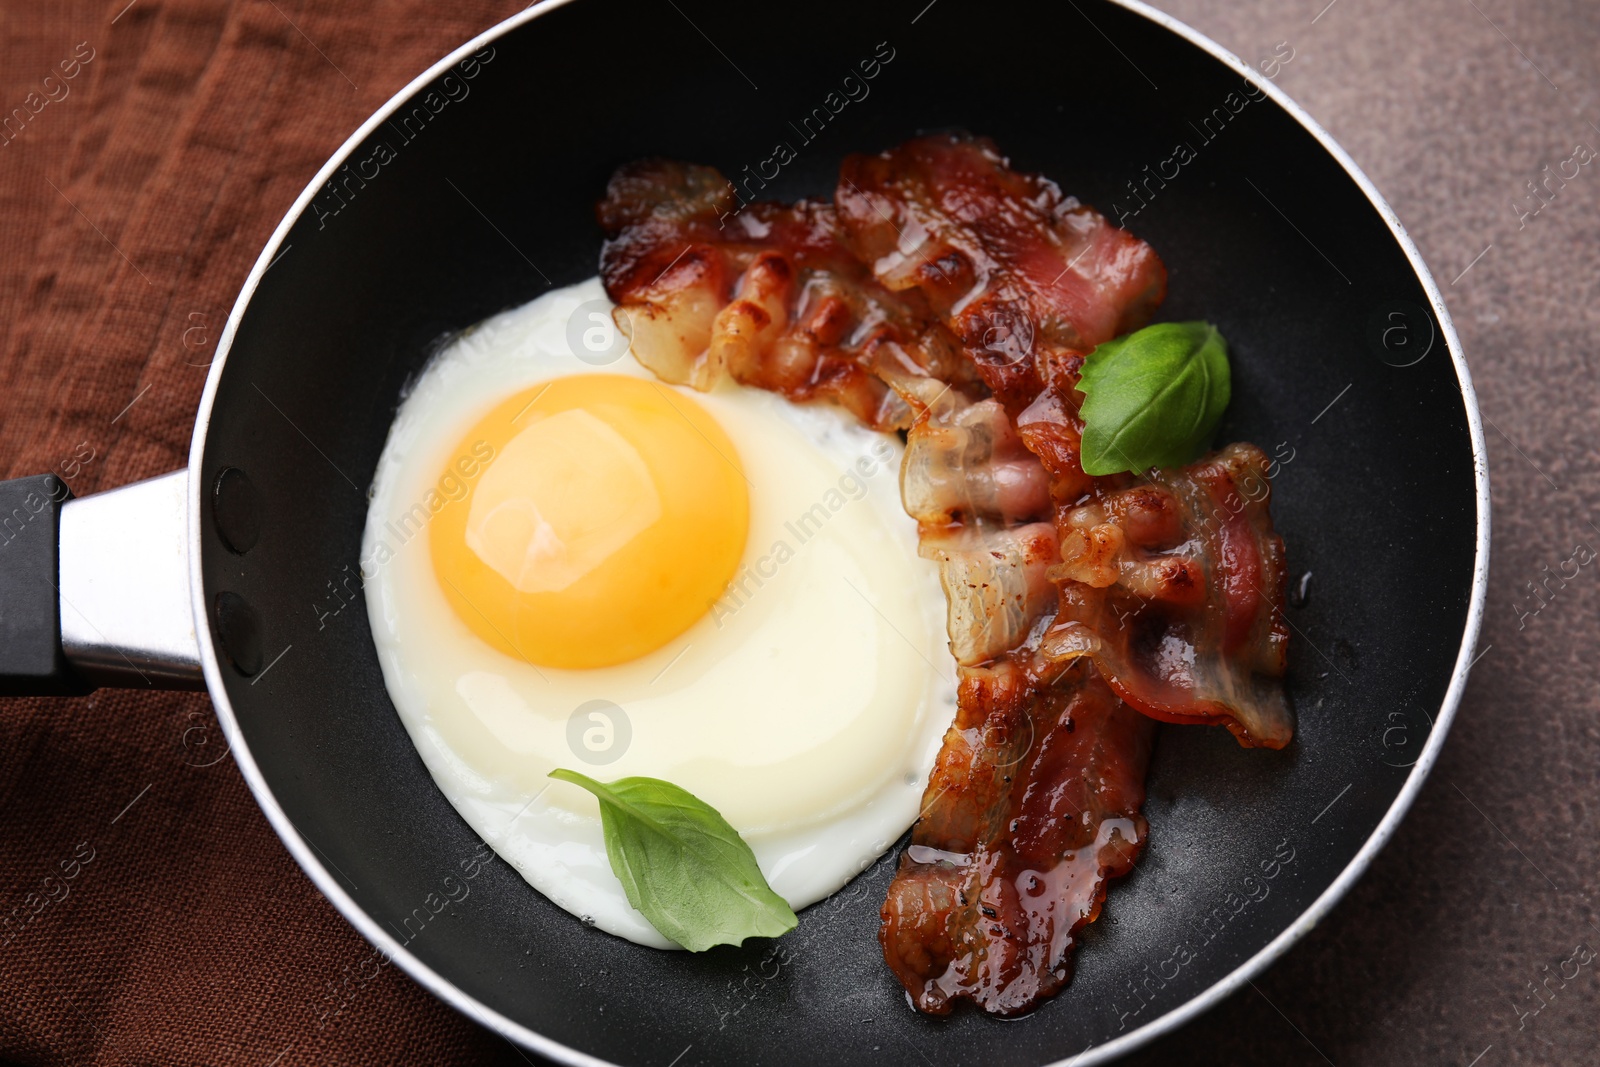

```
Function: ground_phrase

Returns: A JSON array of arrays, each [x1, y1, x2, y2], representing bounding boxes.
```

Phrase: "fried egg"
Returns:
[[362, 278, 954, 948]]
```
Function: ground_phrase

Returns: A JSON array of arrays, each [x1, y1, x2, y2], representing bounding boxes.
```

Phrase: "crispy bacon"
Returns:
[[597, 159, 980, 431], [836, 136, 1290, 750], [880, 659, 1154, 1015], [836, 133, 1166, 417], [1042, 443, 1292, 748], [595, 133, 1291, 1016]]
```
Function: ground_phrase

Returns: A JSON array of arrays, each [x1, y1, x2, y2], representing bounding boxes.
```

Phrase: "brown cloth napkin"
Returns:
[[2, 1, 1596, 1065], [0, 1, 531, 1063]]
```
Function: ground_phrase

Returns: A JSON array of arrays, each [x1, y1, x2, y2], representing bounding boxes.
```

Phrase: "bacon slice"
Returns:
[[886, 381, 1058, 664], [835, 136, 1290, 749], [1007, 356, 1291, 748], [880, 659, 1154, 1015], [597, 159, 980, 431], [836, 133, 1166, 416], [1041, 442, 1292, 748]]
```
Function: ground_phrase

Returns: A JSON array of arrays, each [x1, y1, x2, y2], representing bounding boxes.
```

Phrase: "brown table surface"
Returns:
[[1, 0, 1594, 1064]]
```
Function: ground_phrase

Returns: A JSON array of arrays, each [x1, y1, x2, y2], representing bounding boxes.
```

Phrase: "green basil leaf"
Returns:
[[549, 768, 798, 951], [1076, 321, 1232, 476]]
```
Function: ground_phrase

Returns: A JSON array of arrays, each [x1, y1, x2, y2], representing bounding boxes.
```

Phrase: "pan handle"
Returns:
[[0, 470, 203, 695]]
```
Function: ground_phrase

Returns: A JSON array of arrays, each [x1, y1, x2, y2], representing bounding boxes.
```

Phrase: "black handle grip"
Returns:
[[0, 474, 88, 695]]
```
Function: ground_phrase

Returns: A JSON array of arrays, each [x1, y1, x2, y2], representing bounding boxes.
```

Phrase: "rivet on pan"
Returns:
[[213, 591, 264, 676], [212, 466, 262, 554]]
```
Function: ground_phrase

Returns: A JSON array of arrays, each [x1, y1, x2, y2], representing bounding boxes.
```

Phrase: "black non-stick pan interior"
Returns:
[[196, 1, 1479, 1062]]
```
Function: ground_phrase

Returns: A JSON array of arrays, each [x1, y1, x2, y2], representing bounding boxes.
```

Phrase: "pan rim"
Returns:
[[185, 2, 1492, 1063]]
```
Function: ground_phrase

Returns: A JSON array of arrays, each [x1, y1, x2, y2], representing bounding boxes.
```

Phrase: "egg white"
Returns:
[[362, 278, 955, 948]]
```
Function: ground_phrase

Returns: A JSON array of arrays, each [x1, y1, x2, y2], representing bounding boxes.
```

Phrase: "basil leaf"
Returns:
[[549, 768, 798, 951], [1076, 321, 1232, 476]]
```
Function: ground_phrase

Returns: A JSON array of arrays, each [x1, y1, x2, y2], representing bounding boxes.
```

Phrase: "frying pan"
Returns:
[[0, 0, 1489, 1063]]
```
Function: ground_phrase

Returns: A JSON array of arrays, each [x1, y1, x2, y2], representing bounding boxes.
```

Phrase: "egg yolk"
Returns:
[[430, 374, 748, 669]]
